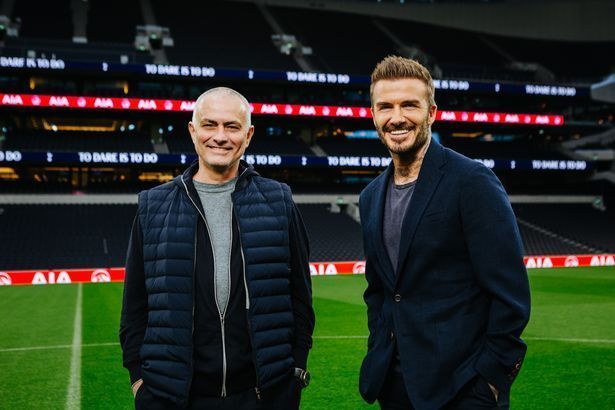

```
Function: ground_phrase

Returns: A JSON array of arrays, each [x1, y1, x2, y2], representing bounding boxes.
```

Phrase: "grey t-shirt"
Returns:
[[383, 175, 417, 271], [193, 177, 237, 316]]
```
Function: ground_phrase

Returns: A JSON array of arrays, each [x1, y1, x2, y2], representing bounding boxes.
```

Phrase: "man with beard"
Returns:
[[358, 56, 530, 409]]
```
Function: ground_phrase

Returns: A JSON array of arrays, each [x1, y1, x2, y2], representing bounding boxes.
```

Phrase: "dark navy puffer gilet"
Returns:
[[137, 169, 294, 406]]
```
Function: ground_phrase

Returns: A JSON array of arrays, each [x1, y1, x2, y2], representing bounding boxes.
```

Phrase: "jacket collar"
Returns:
[[175, 160, 258, 215], [175, 159, 258, 190], [369, 138, 448, 287]]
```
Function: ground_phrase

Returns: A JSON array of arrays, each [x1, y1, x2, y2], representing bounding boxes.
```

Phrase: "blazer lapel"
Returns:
[[369, 165, 396, 289], [395, 140, 446, 282]]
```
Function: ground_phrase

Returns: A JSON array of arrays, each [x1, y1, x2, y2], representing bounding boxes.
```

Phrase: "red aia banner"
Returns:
[[0, 255, 613, 286], [0, 268, 125, 286], [0, 93, 564, 125]]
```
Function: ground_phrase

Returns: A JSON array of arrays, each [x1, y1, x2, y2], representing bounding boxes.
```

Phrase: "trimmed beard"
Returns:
[[377, 114, 431, 160]]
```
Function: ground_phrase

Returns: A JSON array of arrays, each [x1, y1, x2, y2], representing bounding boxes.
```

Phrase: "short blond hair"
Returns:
[[370, 55, 435, 107]]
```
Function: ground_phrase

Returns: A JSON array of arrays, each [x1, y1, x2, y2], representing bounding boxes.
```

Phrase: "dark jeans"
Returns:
[[135, 376, 301, 410], [378, 370, 510, 410]]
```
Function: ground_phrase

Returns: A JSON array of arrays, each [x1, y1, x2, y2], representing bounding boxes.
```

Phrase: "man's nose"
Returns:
[[212, 126, 228, 142], [390, 106, 405, 123]]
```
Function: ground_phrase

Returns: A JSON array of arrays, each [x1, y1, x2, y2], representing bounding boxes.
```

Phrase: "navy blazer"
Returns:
[[358, 139, 531, 409]]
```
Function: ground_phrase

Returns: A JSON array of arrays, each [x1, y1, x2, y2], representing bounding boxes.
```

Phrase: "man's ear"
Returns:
[[188, 122, 197, 145], [428, 104, 438, 126], [245, 125, 255, 147]]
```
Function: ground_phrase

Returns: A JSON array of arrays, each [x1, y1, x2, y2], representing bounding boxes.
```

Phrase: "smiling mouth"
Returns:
[[386, 127, 415, 140], [207, 145, 232, 152], [385, 123, 415, 135]]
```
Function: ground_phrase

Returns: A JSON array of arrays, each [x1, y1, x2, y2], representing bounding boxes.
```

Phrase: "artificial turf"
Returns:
[[0, 267, 613, 409]]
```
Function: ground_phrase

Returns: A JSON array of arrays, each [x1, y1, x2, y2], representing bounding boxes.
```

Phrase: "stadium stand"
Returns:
[[267, 6, 398, 74], [443, 139, 570, 160], [12, 0, 73, 41], [4, 131, 154, 153], [1, 37, 153, 63], [2, 201, 612, 272], [0, 204, 135, 270], [247, 134, 314, 156], [488, 35, 615, 81], [164, 132, 314, 156], [317, 137, 389, 157], [0, 0, 613, 270], [299, 203, 365, 262], [514, 203, 615, 252], [86, 0, 143, 44], [149, 0, 301, 71], [516, 219, 595, 255], [0, 181, 73, 194], [0, 203, 367, 269], [380, 17, 534, 82]]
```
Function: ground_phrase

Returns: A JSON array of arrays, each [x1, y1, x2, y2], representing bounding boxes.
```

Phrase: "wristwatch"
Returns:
[[293, 367, 310, 388]]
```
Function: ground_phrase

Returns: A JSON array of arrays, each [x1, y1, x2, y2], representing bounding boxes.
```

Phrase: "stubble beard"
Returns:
[[378, 116, 431, 163]]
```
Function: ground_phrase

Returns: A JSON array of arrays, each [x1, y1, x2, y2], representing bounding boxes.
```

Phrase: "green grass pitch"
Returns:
[[0, 267, 614, 409]]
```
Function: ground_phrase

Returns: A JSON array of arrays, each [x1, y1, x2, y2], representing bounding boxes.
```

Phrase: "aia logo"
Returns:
[[564, 256, 579, 267], [91, 269, 111, 283], [2, 94, 23, 105], [298, 106, 316, 115], [309, 263, 338, 276], [525, 257, 553, 269], [352, 262, 366, 274], [32, 271, 71, 284], [0, 272, 12, 286], [590, 255, 615, 266]]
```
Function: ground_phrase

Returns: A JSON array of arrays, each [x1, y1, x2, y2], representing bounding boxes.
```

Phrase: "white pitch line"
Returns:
[[66, 283, 82, 410], [314, 335, 367, 339], [1, 335, 614, 355], [315, 335, 615, 345], [0, 342, 118, 353], [525, 336, 615, 344]]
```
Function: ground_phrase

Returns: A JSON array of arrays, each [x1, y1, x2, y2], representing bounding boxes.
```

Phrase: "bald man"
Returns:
[[120, 87, 314, 409]]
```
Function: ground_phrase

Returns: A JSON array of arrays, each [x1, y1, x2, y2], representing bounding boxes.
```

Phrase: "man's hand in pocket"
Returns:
[[132, 379, 143, 397]]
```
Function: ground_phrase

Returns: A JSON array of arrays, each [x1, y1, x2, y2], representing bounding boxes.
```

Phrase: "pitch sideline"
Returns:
[[65, 283, 82, 410], [1, 335, 615, 354]]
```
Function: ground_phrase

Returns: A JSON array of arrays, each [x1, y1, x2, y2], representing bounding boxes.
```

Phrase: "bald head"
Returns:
[[192, 87, 251, 127]]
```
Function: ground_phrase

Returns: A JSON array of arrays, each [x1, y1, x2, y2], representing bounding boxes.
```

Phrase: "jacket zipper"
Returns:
[[232, 206, 261, 400], [182, 177, 229, 398]]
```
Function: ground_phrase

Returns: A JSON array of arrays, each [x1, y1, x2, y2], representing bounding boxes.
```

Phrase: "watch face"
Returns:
[[303, 371, 310, 387]]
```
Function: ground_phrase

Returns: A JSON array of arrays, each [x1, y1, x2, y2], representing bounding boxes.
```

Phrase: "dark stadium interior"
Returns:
[[12, 0, 73, 41], [0, 203, 366, 269], [514, 203, 615, 253], [1, 3, 614, 409], [267, 6, 399, 75], [0, 0, 614, 267], [1, 202, 614, 270], [4, 130, 154, 153], [1, 0, 612, 81], [87, 0, 144, 44], [149, 0, 301, 71]]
